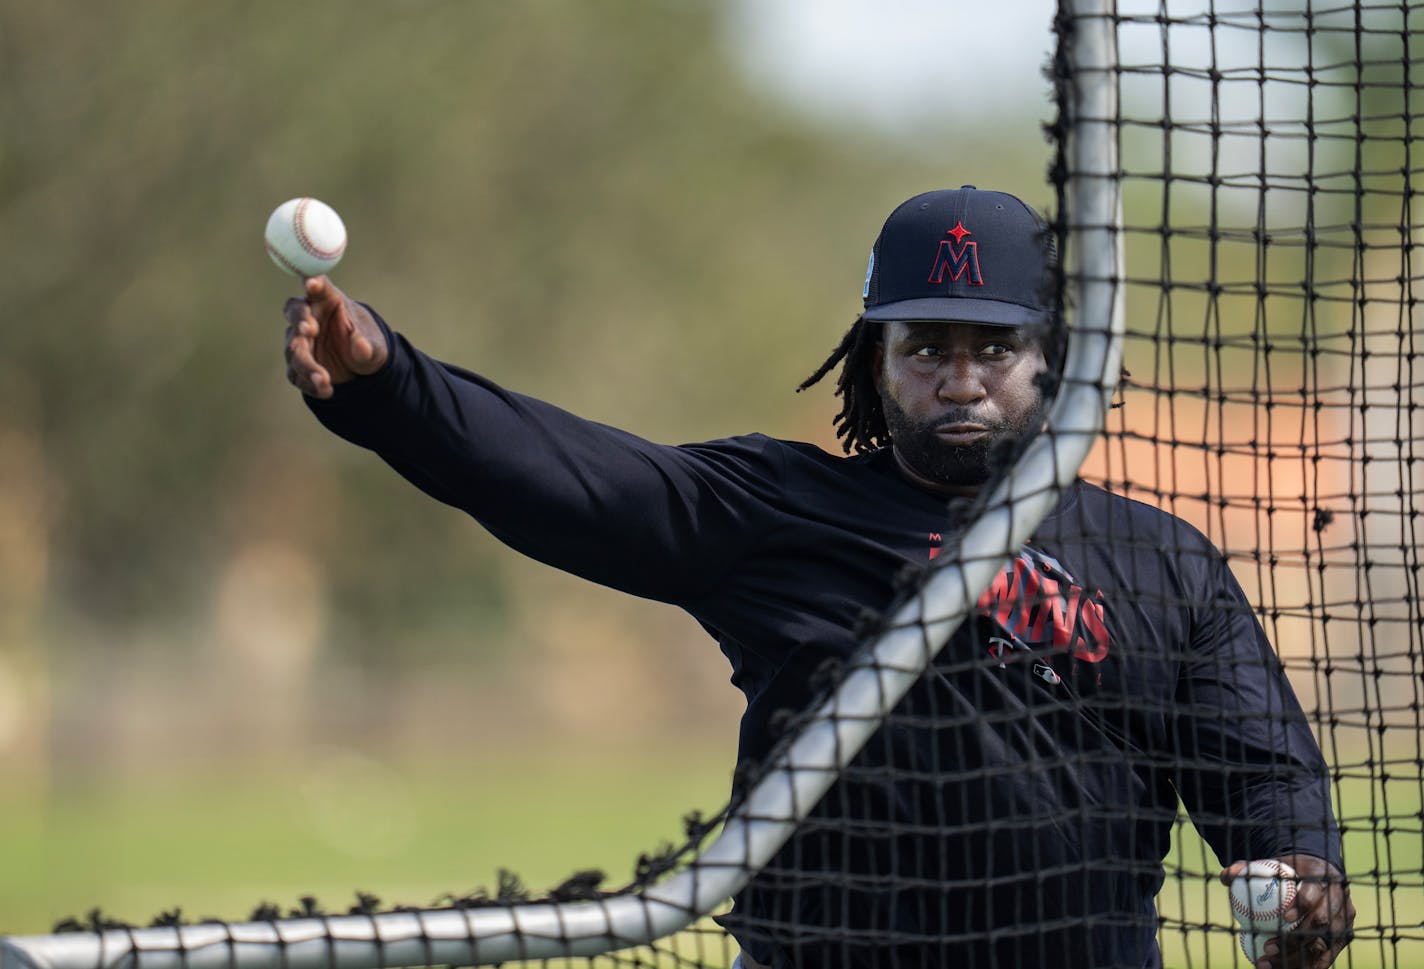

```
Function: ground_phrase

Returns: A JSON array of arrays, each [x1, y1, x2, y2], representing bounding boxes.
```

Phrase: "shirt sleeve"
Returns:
[[1167, 551, 1343, 869], [303, 309, 785, 606]]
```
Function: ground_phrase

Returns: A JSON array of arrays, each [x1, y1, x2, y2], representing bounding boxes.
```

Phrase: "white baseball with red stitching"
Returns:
[[265, 197, 347, 277], [1229, 859, 1301, 933]]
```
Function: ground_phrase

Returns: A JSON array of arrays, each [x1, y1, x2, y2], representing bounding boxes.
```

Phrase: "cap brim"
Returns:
[[862, 297, 1050, 328]]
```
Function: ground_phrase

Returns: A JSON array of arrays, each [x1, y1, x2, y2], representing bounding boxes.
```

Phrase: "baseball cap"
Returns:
[[861, 187, 1055, 328]]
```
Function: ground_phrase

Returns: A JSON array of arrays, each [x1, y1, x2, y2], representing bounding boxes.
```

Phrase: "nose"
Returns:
[[937, 352, 986, 405]]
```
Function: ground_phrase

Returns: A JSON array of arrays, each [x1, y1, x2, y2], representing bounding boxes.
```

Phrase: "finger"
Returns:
[[1258, 932, 1307, 969], [285, 331, 330, 395], [285, 325, 315, 370], [307, 368, 333, 399], [304, 273, 332, 302], [1261, 937, 1307, 969], [306, 276, 362, 351], [1308, 936, 1333, 969], [1282, 886, 1314, 928], [286, 358, 328, 397], [302, 276, 338, 325], [283, 296, 316, 329], [1313, 904, 1354, 968], [1267, 918, 1344, 969], [1276, 899, 1327, 966], [1220, 861, 1249, 885], [304, 274, 349, 317], [1297, 884, 1352, 939], [284, 310, 316, 348], [1283, 867, 1340, 929], [351, 331, 375, 365], [1288, 930, 1331, 969], [290, 363, 332, 398]]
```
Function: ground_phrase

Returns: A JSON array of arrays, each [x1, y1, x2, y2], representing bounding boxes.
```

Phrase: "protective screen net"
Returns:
[[8, 3, 1420, 969], [586, 2, 1424, 963], [1082, 2, 1422, 967]]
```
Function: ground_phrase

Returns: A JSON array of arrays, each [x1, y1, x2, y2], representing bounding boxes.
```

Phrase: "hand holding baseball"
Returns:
[[1220, 854, 1354, 969], [283, 276, 388, 398]]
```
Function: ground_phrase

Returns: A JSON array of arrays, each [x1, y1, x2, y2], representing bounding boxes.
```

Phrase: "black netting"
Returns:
[[1079, 2, 1421, 967]]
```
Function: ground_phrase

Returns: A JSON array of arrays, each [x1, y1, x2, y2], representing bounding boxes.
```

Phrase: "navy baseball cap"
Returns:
[[861, 187, 1055, 328]]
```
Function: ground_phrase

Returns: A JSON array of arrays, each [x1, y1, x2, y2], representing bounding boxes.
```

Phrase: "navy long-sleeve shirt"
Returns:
[[307, 313, 1340, 969]]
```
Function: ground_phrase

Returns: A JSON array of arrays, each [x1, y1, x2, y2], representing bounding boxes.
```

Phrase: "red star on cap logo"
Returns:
[[946, 221, 972, 244]]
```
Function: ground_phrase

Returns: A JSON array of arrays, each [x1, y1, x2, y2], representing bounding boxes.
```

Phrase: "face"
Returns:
[[874, 320, 1049, 493]]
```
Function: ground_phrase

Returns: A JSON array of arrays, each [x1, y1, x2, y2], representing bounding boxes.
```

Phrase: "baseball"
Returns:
[[264, 197, 347, 277], [1239, 930, 1267, 964], [1229, 859, 1301, 933]]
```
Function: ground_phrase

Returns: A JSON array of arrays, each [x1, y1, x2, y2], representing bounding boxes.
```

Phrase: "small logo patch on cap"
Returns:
[[863, 248, 876, 299], [928, 220, 984, 287]]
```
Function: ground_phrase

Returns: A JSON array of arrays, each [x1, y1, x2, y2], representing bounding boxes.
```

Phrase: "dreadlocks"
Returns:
[[796, 316, 886, 455]]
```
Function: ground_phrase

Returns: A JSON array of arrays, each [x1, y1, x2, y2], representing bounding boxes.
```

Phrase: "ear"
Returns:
[[871, 337, 885, 394]]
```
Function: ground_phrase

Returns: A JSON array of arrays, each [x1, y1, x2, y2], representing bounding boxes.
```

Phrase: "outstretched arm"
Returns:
[[279, 282, 782, 605]]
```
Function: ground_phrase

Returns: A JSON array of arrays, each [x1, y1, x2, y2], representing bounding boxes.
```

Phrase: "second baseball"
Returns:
[[1239, 930, 1268, 964], [1229, 859, 1301, 933], [265, 197, 347, 278]]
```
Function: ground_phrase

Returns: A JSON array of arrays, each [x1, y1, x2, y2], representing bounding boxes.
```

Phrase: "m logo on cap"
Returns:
[[927, 220, 984, 287]]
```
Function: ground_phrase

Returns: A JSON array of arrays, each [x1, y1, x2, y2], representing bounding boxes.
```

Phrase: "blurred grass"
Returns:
[[5, 748, 1417, 969], [0, 747, 732, 934]]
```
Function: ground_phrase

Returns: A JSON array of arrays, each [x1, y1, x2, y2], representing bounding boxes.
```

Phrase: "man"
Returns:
[[283, 188, 1353, 969]]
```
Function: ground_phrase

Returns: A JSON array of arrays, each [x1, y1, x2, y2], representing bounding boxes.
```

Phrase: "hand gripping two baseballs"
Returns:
[[267, 197, 387, 398], [1222, 855, 1354, 969], [1231, 860, 1301, 963]]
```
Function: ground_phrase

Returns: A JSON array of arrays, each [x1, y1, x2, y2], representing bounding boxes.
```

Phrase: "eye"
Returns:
[[912, 345, 942, 359], [980, 341, 1014, 358]]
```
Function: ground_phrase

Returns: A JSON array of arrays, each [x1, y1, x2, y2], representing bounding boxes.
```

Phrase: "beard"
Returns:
[[881, 395, 1044, 489]]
